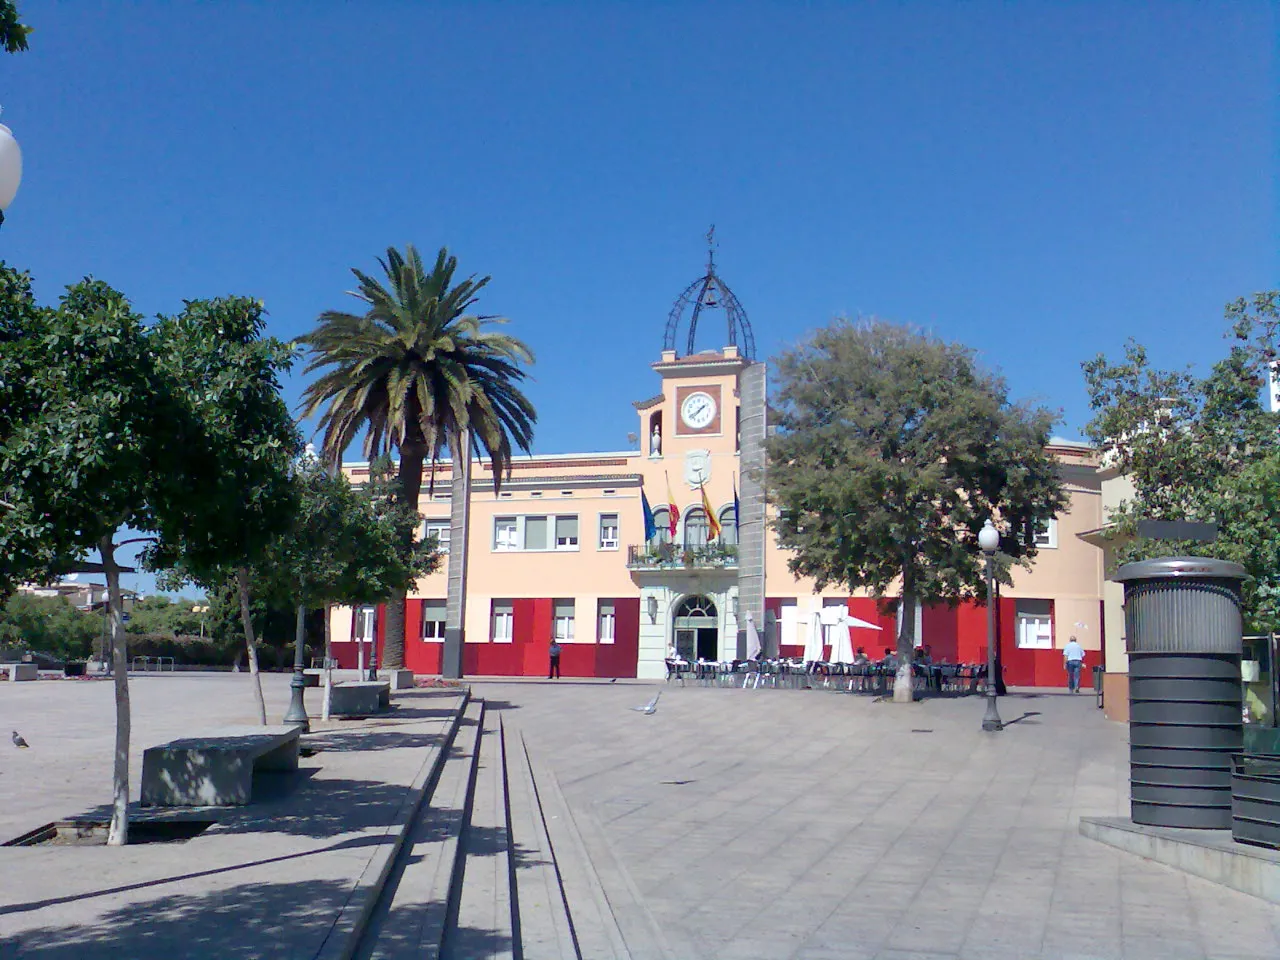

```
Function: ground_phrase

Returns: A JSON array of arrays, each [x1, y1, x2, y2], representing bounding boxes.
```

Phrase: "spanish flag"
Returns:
[[702, 483, 722, 540], [664, 474, 679, 537]]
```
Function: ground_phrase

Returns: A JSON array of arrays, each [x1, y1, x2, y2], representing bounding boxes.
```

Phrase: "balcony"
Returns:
[[626, 542, 739, 571]]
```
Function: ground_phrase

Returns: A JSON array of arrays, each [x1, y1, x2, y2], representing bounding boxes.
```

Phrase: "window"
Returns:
[[651, 508, 671, 544], [524, 515, 549, 551], [598, 600, 616, 643], [554, 599, 575, 641], [603, 489, 617, 496], [719, 506, 738, 546], [491, 600, 514, 642], [599, 513, 619, 550], [555, 515, 579, 549], [1034, 518, 1058, 549], [354, 606, 376, 643], [421, 600, 446, 640], [423, 519, 450, 555], [560, 491, 574, 497], [684, 508, 709, 548], [530, 491, 543, 498], [1016, 599, 1053, 649], [494, 517, 518, 551]]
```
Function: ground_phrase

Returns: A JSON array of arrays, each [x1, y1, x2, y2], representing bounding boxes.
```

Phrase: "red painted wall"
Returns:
[[597, 598, 640, 677]]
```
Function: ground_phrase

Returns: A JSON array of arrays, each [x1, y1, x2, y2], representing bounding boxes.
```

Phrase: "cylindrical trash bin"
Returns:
[[1113, 557, 1247, 829]]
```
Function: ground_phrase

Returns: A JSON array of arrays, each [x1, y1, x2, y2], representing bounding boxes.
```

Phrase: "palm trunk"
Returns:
[[101, 535, 131, 846], [385, 434, 427, 671], [443, 428, 472, 679], [235, 567, 267, 725], [892, 571, 916, 704]]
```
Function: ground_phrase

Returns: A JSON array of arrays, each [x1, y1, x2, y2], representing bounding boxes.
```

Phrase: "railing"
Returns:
[[626, 542, 739, 571], [130, 656, 176, 672]]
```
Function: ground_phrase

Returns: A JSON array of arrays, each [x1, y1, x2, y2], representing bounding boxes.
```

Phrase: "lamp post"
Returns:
[[0, 123, 21, 227], [283, 603, 310, 731], [979, 519, 1003, 732]]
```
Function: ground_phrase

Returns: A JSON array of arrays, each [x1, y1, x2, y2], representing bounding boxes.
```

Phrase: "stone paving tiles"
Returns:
[[481, 678, 1280, 960], [0, 673, 463, 959]]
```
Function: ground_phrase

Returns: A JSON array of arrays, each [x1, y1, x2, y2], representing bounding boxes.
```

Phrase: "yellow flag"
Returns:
[[701, 484, 722, 540]]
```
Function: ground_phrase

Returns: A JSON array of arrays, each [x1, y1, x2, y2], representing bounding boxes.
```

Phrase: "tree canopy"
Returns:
[[766, 318, 1068, 700], [1083, 291, 1280, 630]]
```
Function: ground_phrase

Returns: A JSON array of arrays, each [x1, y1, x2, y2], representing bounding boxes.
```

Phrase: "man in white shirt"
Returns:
[[1063, 636, 1087, 694]]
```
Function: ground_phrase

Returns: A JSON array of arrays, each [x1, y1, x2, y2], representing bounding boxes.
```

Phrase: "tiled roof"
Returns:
[[632, 394, 664, 410]]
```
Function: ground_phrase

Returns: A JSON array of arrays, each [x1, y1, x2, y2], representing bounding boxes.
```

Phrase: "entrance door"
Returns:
[[673, 595, 720, 662], [675, 629, 696, 661]]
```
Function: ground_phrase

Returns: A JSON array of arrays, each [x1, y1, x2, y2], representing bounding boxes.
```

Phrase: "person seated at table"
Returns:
[[853, 647, 870, 665], [881, 648, 898, 670], [916, 644, 933, 665]]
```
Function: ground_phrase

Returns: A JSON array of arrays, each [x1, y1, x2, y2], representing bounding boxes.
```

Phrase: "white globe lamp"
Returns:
[[0, 123, 22, 226]]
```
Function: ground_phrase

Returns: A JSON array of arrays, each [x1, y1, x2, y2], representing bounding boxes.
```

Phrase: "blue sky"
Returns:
[[5, 2, 1276, 594]]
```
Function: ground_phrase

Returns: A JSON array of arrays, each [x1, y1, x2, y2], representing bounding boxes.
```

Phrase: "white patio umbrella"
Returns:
[[802, 611, 825, 662], [745, 612, 762, 660], [829, 619, 856, 665]]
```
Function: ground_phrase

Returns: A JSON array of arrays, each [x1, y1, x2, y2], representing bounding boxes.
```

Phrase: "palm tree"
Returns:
[[299, 245, 535, 677]]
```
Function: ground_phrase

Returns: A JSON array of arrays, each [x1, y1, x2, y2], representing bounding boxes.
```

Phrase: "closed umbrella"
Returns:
[[745, 612, 762, 660], [802, 611, 825, 663], [830, 619, 856, 665]]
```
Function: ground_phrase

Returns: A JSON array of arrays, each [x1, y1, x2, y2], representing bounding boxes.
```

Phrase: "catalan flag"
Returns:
[[664, 474, 679, 537], [702, 483, 722, 540]]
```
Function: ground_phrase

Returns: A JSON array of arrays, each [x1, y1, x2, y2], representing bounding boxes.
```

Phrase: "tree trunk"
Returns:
[[235, 567, 267, 725], [385, 431, 428, 671], [443, 427, 472, 679], [893, 574, 916, 704], [101, 535, 131, 846]]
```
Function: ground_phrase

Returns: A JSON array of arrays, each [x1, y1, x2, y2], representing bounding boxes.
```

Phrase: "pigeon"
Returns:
[[12, 730, 29, 748], [631, 691, 660, 715], [609, 678, 617, 683]]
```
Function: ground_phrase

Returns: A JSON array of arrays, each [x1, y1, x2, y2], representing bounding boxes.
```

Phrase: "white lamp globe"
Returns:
[[978, 519, 1000, 554], [0, 124, 22, 216]]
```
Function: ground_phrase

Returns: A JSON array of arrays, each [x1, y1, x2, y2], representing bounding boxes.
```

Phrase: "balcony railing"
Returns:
[[626, 542, 739, 571]]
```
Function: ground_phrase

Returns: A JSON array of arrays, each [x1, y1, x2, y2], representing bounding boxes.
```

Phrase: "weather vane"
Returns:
[[706, 224, 716, 271]]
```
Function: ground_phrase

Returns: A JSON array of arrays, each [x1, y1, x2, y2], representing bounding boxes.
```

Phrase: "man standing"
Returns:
[[1063, 636, 1086, 694], [548, 641, 562, 680]]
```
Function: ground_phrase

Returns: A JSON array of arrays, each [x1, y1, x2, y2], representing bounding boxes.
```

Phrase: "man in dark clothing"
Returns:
[[548, 641, 562, 679]]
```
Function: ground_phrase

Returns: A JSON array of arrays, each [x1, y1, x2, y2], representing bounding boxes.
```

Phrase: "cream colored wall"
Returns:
[[1099, 470, 1136, 673]]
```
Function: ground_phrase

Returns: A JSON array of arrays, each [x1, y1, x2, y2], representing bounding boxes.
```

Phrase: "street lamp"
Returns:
[[283, 604, 310, 731], [0, 123, 22, 227], [978, 518, 1003, 732]]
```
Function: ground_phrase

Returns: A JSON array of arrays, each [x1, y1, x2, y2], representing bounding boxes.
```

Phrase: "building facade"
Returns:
[[329, 265, 1108, 687]]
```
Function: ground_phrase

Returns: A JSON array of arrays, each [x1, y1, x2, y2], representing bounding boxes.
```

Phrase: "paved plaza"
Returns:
[[1, 673, 1278, 958]]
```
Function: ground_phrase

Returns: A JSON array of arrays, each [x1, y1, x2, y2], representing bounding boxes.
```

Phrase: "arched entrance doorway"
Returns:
[[673, 594, 718, 661]]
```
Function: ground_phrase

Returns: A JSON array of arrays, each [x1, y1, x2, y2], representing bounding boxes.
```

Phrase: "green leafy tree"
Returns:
[[767, 319, 1068, 702], [299, 245, 535, 677], [0, 593, 99, 660], [145, 296, 300, 724], [1083, 291, 1280, 630], [0, 1, 30, 53], [0, 277, 182, 844], [249, 456, 440, 703]]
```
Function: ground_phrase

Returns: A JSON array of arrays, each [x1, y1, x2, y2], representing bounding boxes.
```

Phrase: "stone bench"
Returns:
[[140, 725, 301, 807], [328, 680, 391, 718], [1, 663, 38, 681]]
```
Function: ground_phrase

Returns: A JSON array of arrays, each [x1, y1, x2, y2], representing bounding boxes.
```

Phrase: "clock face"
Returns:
[[680, 391, 717, 430]]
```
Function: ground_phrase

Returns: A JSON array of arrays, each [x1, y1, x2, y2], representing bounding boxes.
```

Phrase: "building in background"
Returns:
[[330, 254, 1108, 686]]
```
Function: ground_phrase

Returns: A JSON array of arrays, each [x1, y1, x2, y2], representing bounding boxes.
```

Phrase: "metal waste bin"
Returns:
[[1113, 557, 1247, 829]]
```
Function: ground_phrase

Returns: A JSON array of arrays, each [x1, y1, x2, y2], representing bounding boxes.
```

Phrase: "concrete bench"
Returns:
[[328, 680, 391, 718], [1, 663, 38, 681], [140, 725, 301, 807]]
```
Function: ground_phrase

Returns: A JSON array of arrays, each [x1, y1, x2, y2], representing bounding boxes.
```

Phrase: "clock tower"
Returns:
[[628, 232, 769, 676]]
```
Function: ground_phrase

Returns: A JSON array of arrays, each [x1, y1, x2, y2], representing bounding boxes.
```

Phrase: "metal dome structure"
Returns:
[[662, 227, 756, 360]]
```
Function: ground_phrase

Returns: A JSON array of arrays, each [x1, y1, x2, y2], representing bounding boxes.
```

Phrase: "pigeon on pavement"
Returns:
[[631, 692, 660, 715], [12, 730, 29, 748], [609, 678, 617, 683]]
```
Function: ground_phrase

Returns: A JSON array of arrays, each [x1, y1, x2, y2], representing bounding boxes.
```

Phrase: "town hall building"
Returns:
[[329, 252, 1108, 687]]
